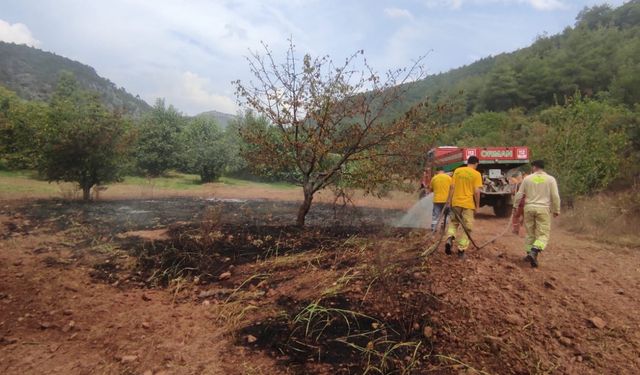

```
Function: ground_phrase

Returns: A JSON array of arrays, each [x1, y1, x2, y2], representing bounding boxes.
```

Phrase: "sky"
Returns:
[[0, 0, 627, 115]]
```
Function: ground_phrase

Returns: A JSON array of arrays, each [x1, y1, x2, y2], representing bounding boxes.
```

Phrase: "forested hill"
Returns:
[[0, 42, 150, 116], [398, 0, 640, 117], [194, 110, 236, 128]]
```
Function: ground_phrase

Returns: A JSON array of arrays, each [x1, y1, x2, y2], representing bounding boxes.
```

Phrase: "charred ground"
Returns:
[[1, 198, 639, 374]]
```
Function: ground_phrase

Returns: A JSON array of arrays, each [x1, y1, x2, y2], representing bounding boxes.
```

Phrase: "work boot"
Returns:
[[445, 237, 454, 255], [457, 250, 466, 259], [528, 247, 540, 268]]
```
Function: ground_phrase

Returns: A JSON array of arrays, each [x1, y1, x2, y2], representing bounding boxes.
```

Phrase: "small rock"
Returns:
[[543, 280, 556, 290], [616, 289, 624, 295], [141, 322, 150, 329], [483, 335, 503, 352], [433, 287, 447, 296], [423, 326, 434, 339], [33, 246, 50, 254], [371, 323, 380, 329], [588, 317, 606, 329], [39, 322, 52, 329], [68, 321, 76, 328], [1, 337, 18, 345], [246, 335, 257, 344], [505, 314, 524, 326], [219, 271, 232, 280], [121, 355, 138, 363], [202, 300, 210, 306], [142, 294, 152, 301], [559, 337, 572, 346], [199, 290, 216, 299], [63, 309, 73, 316], [412, 322, 420, 330]]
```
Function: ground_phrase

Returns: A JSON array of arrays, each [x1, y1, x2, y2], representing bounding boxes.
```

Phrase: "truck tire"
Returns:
[[493, 202, 510, 217]]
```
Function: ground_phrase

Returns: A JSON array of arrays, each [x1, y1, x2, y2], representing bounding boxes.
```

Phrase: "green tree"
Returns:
[[0, 86, 48, 169], [39, 73, 129, 200], [479, 63, 521, 111], [134, 99, 184, 176], [181, 117, 228, 183], [536, 97, 628, 202]]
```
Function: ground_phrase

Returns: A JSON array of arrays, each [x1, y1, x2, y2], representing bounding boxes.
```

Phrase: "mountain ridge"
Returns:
[[392, 1, 640, 119], [0, 41, 151, 116]]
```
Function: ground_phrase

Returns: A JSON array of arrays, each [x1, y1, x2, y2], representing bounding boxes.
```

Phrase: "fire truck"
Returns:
[[424, 146, 530, 217]]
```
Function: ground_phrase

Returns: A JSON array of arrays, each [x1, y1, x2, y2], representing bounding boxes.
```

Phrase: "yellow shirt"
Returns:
[[451, 166, 483, 209], [430, 173, 452, 203]]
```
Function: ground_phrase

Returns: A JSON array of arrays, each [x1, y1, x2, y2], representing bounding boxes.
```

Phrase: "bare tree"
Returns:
[[234, 41, 442, 226]]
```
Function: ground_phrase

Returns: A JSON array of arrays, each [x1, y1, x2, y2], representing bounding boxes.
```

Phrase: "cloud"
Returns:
[[0, 19, 40, 47], [168, 71, 237, 115], [424, 0, 567, 11], [384, 8, 414, 20], [526, 0, 566, 11]]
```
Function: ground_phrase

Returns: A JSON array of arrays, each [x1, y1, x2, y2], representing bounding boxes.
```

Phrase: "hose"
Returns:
[[421, 202, 515, 257]]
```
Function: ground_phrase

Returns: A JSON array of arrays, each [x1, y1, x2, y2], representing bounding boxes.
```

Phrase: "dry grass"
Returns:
[[559, 189, 640, 247], [0, 170, 418, 210]]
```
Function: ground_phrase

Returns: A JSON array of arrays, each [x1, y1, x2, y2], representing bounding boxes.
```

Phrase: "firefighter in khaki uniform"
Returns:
[[429, 167, 452, 232], [445, 156, 483, 258], [513, 160, 561, 268]]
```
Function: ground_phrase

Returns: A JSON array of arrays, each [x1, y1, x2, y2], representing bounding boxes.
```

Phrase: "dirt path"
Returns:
[[429, 211, 640, 373], [1, 201, 638, 374]]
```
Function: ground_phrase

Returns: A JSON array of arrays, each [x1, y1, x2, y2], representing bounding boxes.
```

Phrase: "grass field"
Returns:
[[0, 169, 415, 209], [0, 170, 296, 200]]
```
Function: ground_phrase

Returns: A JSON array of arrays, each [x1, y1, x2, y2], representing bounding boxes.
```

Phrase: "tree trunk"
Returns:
[[296, 189, 314, 227], [82, 185, 92, 201]]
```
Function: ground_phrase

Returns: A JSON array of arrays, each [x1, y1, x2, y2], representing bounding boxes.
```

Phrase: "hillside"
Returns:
[[0, 42, 150, 116], [195, 109, 236, 128], [397, 1, 640, 118]]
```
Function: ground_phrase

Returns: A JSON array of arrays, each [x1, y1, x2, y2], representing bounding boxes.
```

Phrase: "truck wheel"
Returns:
[[493, 203, 510, 217]]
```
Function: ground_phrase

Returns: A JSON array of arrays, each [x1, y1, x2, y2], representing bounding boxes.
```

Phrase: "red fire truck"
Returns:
[[423, 146, 530, 216]]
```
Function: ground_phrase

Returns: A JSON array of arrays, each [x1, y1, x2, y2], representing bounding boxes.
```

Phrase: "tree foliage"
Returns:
[[535, 97, 631, 201], [390, 1, 640, 119], [234, 41, 442, 225], [0, 86, 47, 169], [38, 73, 129, 200], [134, 99, 184, 177], [181, 117, 229, 183]]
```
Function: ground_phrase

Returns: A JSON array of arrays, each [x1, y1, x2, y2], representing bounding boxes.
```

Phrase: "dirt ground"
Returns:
[[1, 196, 639, 374]]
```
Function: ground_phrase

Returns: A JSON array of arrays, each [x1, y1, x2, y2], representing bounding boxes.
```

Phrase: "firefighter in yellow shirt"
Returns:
[[445, 156, 483, 258], [429, 167, 452, 232], [513, 160, 560, 268]]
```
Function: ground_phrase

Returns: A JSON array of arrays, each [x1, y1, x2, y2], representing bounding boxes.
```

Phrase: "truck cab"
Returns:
[[424, 146, 529, 217]]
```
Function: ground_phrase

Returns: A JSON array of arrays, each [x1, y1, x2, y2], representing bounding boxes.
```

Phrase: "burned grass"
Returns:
[[111, 208, 440, 374], [240, 279, 438, 374], [127, 221, 401, 287], [5, 198, 637, 374]]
